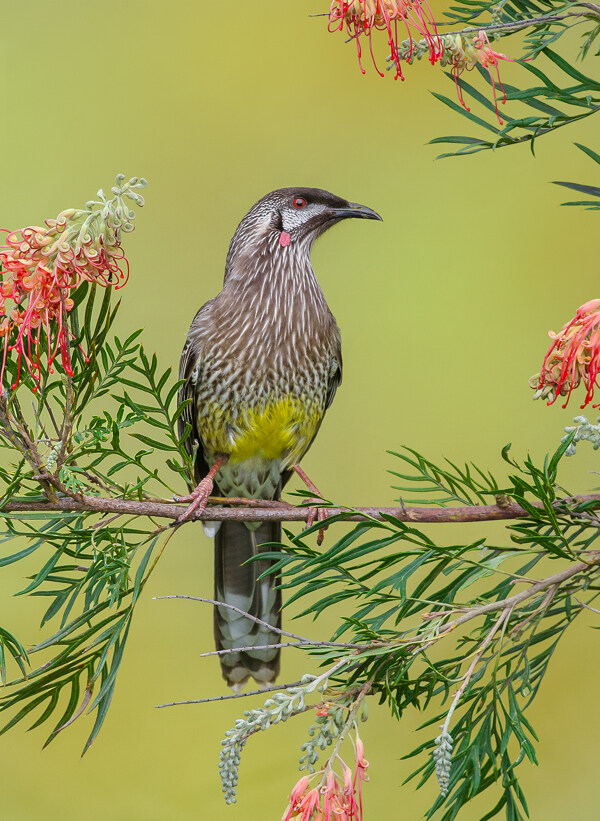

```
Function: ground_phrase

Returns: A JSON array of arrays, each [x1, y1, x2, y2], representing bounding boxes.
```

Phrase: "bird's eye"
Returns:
[[293, 197, 307, 210]]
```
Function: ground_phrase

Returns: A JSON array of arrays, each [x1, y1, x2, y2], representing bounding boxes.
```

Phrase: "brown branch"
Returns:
[[438, 554, 600, 638], [2, 492, 600, 524], [0, 395, 65, 501]]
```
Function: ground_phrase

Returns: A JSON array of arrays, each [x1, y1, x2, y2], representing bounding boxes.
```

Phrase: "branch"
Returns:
[[154, 594, 367, 647], [155, 681, 309, 707], [438, 554, 600, 637], [2, 492, 600, 523], [438, 8, 600, 38], [325, 3, 600, 38], [156, 658, 351, 708], [440, 608, 511, 736], [198, 642, 343, 657]]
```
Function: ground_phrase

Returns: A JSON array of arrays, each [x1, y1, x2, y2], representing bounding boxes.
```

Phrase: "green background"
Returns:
[[1, 1, 599, 818]]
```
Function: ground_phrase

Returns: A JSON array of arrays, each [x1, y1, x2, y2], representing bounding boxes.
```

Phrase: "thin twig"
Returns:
[[509, 584, 558, 637], [573, 595, 600, 615], [0, 394, 65, 501], [89, 512, 123, 530], [154, 594, 361, 646], [199, 639, 369, 658], [329, 5, 600, 39], [436, 9, 600, 38], [156, 680, 308, 707], [157, 658, 352, 708], [321, 675, 375, 784], [53, 684, 93, 734], [441, 608, 511, 735]]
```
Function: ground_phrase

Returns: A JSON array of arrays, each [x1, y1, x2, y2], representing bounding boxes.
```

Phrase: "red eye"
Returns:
[[293, 197, 307, 209]]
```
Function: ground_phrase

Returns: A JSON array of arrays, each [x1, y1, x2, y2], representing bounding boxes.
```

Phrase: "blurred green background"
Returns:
[[1, 1, 599, 818]]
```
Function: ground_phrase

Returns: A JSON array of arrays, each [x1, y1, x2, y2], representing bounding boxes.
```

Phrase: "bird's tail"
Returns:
[[214, 520, 281, 689]]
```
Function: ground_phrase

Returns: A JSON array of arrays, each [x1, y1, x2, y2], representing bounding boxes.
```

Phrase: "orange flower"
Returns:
[[353, 734, 370, 814], [0, 175, 146, 390], [281, 739, 368, 820], [530, 299, 600, 408], [328, 0, 441, 80], [472, 30, 514, 124], [327, 10, 517, 122]]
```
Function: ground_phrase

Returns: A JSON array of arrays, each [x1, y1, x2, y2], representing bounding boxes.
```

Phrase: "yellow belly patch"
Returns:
[[200, 397, 321, 465]]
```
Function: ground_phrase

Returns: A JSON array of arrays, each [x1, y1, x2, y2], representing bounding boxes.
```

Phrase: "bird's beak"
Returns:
[[334, 202, 383, 222]]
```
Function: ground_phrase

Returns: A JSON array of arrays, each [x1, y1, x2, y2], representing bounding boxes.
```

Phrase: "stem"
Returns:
[[439, 554, 600, 637], [439, 8, 600, 39], [157, 658, 351, 708], [322, 676, 373, 784], [199, 640, 369, 658], [155, 594, 367, 647], [441, 608, 510, 735]]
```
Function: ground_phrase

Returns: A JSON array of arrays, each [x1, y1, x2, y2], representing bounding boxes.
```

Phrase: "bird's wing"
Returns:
[[325, 335, 343, 412], [281, 328, 343, 490], [178, 301, 214, 486]]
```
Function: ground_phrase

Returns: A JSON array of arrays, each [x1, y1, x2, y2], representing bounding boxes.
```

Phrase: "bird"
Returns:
[[177, 187, 381, 689]]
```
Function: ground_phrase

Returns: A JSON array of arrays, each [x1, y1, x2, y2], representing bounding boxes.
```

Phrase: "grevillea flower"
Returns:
[[529, 299, 600, 409], [353, 734, 370, 814], [328, 0, 441, 80], [435, 33, 476, 110], [327, 7, 516, 122], [0, 175, 146, 390], [472, 30, 514, 124], [281, 741, 368, 821]]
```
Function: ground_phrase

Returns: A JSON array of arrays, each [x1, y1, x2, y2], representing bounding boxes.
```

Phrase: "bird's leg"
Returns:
[[293, 464, 329, 546], [174, 455, 228, 523]]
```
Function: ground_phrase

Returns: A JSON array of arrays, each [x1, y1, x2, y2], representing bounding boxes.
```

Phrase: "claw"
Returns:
[[174, 477, 214, 523], [293, 464, 329, 545], [174, 456, 227, 524], [306, 503, 329, 546]]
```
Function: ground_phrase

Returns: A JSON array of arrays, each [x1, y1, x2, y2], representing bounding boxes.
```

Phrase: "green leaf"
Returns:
[[574, 141, 600, 165], [430, 92, 501, 134]]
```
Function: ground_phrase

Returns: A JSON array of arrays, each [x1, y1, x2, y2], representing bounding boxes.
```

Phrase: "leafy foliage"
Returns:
[[431, 0, 600, 158], [0, 279, 191, 751], [552, 141, 600, 207], [431, 54, 600, 158], [254, 437, 600, 819]]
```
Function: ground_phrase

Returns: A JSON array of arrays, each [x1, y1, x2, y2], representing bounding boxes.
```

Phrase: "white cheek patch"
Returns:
[[280, 203, 327, 234]]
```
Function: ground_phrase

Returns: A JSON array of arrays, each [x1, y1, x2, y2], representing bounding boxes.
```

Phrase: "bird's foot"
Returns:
[[293, 464, 329, 546], [174, 456, 227, 523], [174, 477, 214, 523], [306, 503, 329, 547]]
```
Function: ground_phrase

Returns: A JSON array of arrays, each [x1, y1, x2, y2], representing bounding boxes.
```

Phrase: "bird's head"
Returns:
[[225, 188, 382, 278]]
